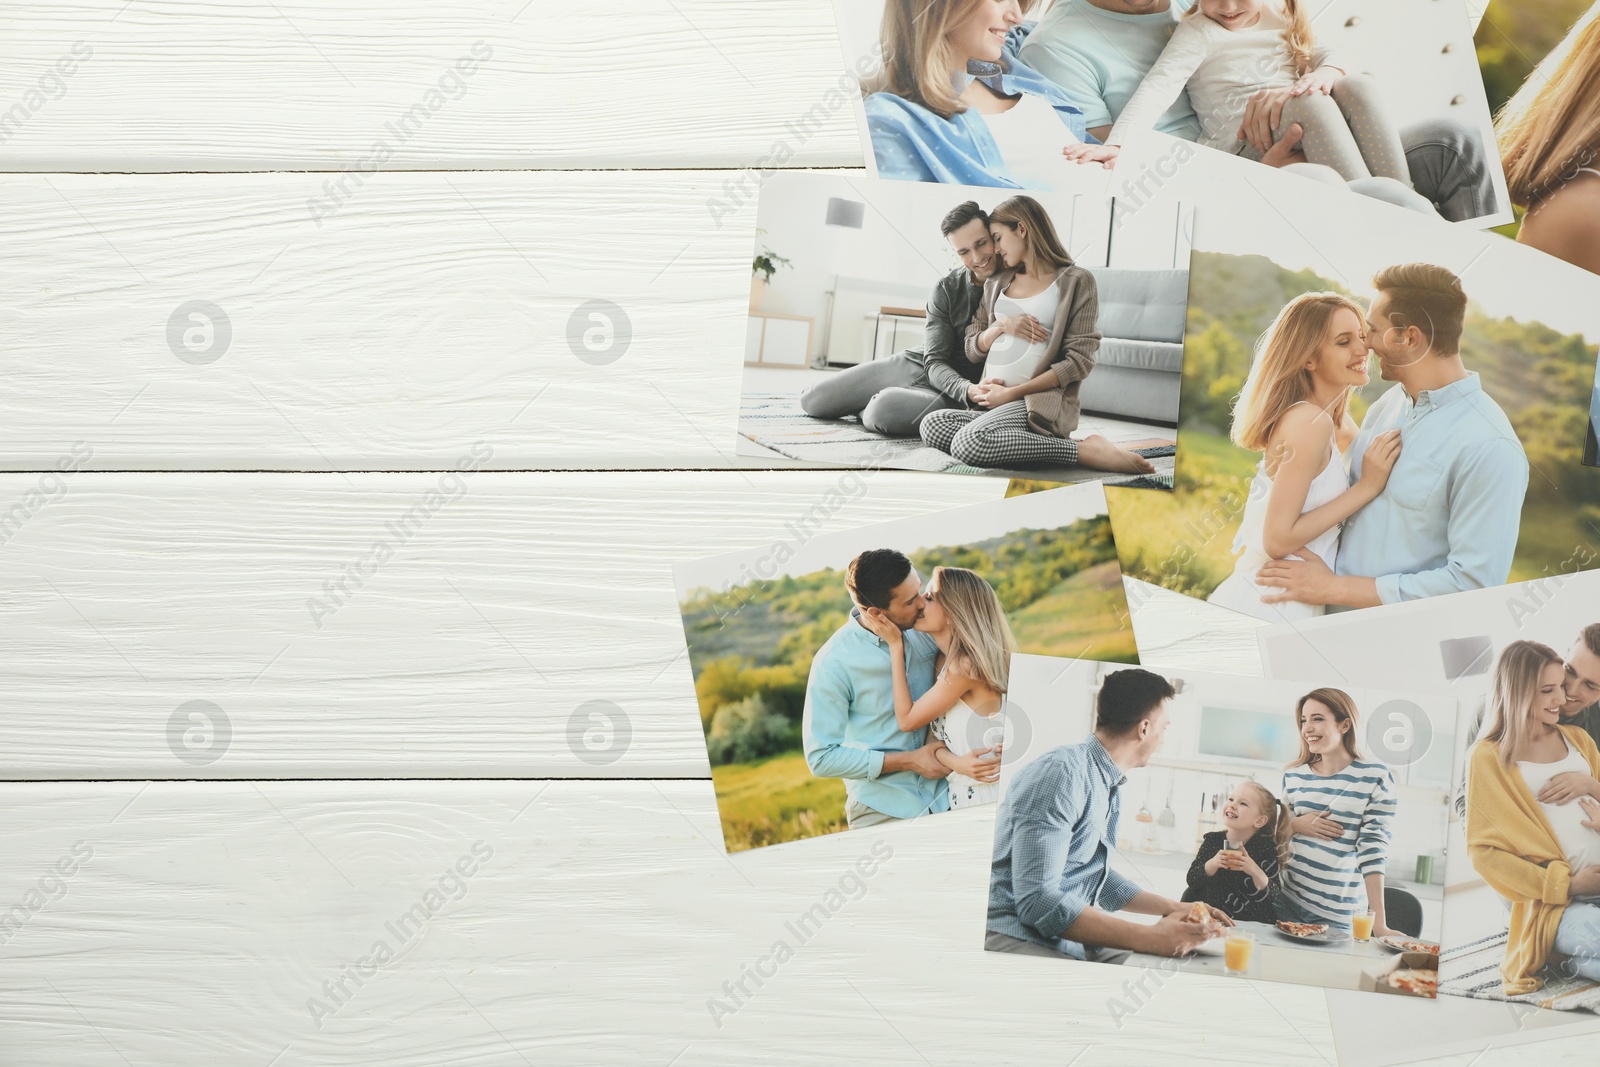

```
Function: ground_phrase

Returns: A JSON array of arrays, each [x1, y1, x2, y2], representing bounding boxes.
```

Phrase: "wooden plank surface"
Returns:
[[0, 1, 862, 171], [0, 470, 999, 779]]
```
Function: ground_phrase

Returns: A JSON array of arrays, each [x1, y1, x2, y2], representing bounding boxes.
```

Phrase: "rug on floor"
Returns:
[[737, 393, 1175, 488], [1439, 930, 1600, 1013]]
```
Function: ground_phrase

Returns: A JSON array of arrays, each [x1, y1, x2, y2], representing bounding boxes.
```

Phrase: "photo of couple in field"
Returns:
[[673, 485, 1135, 852], [1105, 149, 1600, 621]]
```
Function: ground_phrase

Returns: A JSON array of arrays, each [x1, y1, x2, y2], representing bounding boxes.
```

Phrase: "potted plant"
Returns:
[[750, 238, 791, 312]]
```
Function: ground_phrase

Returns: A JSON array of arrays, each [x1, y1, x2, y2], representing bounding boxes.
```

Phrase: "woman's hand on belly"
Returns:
[[1541, 772, 1600, 806]]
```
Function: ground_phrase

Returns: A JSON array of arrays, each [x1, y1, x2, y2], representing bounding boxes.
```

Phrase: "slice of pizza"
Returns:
[[1276, 920, 1329, 937], [1387, 968, 1438, 996]]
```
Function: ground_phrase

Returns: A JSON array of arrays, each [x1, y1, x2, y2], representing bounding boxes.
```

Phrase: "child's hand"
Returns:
[[1063, 143, 1120, 169], [1204, 851, 1227, 876], [1292, 65, 1342, 96]]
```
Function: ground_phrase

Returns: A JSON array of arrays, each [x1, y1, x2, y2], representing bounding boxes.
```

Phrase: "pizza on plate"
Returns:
[[1276, 920, 1329, 937], [1387, 968, 1438, 996]]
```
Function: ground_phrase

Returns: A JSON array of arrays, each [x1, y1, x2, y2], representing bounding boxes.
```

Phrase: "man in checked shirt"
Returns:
[[986, 668, 1230, 960]]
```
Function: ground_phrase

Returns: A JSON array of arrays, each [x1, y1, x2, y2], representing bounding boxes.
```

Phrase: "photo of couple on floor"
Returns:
[[737, 173, 1190, 487]]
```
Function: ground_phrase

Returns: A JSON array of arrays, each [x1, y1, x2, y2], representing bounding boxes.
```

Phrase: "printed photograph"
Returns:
[[1096, 137, 1600, 621], [672, 484, 1136, 852], [1477, 0, 1600, 274], [833, 0, 1509, 225], [738, 172, 1191, 488], [985, 653, 1458, 1000], [1261, 567, 1600, 1015]]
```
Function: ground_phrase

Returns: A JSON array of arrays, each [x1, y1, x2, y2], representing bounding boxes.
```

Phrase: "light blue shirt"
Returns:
[[865, 29, 1092, 190], [1017, 0, 1201, 139], [1338, 372, 1528, 605], [801, 617, 949, 820], [987, 735, 1143, 959]]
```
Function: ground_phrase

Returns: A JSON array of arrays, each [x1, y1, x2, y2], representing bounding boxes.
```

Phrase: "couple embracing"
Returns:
[[800, 198, 1154, 475], [800, 548, 1016, 828], [1210, 263, 1530, 620]]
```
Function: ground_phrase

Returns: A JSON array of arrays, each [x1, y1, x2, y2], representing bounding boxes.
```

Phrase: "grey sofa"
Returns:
[[1080, 267, 1189, 425]]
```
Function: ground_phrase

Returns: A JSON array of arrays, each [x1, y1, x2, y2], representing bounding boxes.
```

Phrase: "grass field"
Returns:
[[1106, 429, 1257, 599], [1008, 558, 1139, 663], [712, 751, 849, 853]]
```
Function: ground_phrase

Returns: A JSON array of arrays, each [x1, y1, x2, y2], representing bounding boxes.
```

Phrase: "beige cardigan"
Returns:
[[962, 262, 1101, 438]]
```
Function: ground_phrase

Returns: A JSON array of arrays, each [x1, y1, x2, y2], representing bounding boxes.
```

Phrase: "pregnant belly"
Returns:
[[984, 335, 1044, 387]]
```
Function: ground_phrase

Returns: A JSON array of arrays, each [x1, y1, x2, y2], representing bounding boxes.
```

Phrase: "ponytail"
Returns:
[[1271, 798, 1294, 872], [1282, 0, 1318, 78]]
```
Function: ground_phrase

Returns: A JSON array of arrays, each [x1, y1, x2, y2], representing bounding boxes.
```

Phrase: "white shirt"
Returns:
[[982, 92, 1080, 188], [985, 279, 1059, 387], [1518, 738, 1600, 888], [1108, 4, 1336, 150]]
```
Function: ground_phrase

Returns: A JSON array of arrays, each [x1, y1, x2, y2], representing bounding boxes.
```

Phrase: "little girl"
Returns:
[[1065, 0, 1409, 186], [1182, 780, 1287, 924]]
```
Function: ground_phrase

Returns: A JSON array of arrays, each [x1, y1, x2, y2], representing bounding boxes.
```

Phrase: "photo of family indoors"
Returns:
[[1260, 568, 1600, 1013], [987, 653, 1457, 1000], [834, 0, 1508, 225], [672, 486, 1135, 853], [1103, 160, 1600, 622], [1478, 0, 1600, 275], [738, 172, 1191, 488]]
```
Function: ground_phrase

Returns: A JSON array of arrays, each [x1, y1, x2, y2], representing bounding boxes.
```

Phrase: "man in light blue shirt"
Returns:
[[1016, 0, 1498, 221], [1258, 263, 1529, 610], [987, 668, 1223, 960], [802, 549, 952, 828]]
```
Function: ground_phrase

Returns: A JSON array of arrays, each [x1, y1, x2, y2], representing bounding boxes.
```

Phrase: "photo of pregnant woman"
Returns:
[[736, 172, 1192, 488]]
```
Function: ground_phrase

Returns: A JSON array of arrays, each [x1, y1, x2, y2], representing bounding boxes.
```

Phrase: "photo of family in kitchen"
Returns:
[[1259, 567, 1600, 1014], [986, 654, 1456, 1000], [737, 172, 1191, 488], [673, 485, 1135, 852], [833, 0, 1509, 225]]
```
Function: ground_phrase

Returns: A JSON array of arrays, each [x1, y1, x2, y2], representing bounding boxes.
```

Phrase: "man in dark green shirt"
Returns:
[[800, 202, 1003, 437]]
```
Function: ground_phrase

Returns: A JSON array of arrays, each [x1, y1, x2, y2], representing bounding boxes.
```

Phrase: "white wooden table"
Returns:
[[1, 2, 1586, 1065]]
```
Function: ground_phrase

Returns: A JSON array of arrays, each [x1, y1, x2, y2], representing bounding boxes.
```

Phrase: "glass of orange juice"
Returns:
[[1352, 909, 1375, 941], [1224, 930, 1254, 975]]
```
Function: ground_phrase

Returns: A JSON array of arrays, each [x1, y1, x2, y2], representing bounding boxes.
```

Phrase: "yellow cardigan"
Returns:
[[1465, 726, 1600, 995]]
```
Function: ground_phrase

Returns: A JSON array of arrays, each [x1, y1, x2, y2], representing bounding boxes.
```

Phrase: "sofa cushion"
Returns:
[[1096, 337, 1185, 374], [1088, 267, 1189, 344]]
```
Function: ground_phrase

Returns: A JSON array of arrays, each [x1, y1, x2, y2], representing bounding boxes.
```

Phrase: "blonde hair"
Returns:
[[988, 195, 1074, 277], [1288, 688, 1362, 769], [928, 566, 1016, 695], [1482, 640, 1566, 766], [1236, 779, 1293, 873], [1497, 11, 1600, 209], [867, 0, 1040, 122], [1188, 0, 1317, 77], [1230, 292, 1364, 453]]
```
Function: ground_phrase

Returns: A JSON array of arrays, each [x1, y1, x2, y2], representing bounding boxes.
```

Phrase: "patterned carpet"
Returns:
[[736, 393, 1176, 489], [1440, 930, 1600, 1013]]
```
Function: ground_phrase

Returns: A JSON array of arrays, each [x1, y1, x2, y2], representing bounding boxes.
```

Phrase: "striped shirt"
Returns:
[[1280, 760, 1396, 922]]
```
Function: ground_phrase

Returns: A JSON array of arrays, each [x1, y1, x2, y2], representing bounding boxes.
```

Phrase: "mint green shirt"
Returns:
[[1017, 0, 1202, 139], [802, 617, 949, 820]]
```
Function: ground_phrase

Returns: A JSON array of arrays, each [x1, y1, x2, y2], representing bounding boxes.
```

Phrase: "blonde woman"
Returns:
[[1277, 688, 1401, 938], [1498, 7, 1600, 276], [1467, 641, 1600, 993], [859, 566, 1015, 807], [1207, 293, 1401, 622], [863, 0, 1093, 189], [919, 195, 1154, 473]]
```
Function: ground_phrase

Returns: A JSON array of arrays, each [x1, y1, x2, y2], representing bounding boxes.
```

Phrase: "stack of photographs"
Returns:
[[675, 0, 1600, 1062]]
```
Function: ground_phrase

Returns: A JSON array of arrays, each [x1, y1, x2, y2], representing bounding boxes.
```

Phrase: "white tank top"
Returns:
[[985, 279, 1058, 387]]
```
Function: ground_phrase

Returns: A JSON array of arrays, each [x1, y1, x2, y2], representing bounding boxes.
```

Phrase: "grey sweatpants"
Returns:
[[799, 352, 962, 438]]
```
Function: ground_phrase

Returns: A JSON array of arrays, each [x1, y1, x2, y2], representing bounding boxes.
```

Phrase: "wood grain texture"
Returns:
[[0, 170, 809, 471], [0, 470, 1003, 780], [0, 1, 862, 171]]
